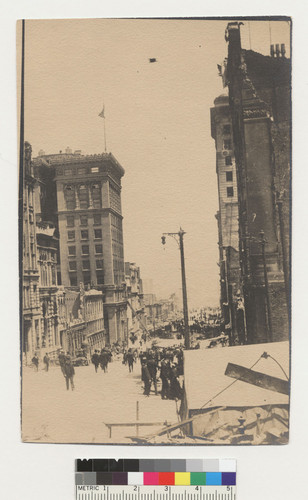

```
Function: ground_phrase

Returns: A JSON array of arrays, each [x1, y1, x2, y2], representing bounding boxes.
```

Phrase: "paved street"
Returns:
[[22, 353, 179, 443]]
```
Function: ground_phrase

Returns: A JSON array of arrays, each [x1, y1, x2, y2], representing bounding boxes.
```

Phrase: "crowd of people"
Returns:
[[139, 345, 184, 400], [91, 348, 113, 373]]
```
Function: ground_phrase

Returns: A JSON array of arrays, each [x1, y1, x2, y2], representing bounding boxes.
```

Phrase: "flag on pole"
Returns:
[[98, 106, 105, 119]]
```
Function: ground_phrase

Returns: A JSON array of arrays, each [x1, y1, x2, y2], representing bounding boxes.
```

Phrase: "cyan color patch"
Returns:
[[206, 472, 222, 485]]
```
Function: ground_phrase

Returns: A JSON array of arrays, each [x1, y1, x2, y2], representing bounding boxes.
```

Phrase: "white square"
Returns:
[[219, 459, 236, 472], [128, 472, 144, 485]]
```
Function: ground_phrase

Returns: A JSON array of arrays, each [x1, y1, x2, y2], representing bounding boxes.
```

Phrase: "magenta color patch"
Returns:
[[143, 472, 159, 485]]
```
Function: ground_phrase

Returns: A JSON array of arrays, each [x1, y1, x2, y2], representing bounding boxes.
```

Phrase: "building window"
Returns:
[[223, 139, 232, 150], [67, 230, 75, 240], [91, 167, 99, 173], [81, 245, 89, 255], [226, 171, 233, 182], [225, 156, 232, 166], [64, 185, 75, 210], [81, 230, 88, 240], [67, 216, 75, 227], [68, 246, 76, 256], [227, 186, 234, 197], [70, 274, 77, 286], [94, 229, 102, 239], [96, 259, 103, 269], [96, 270, 104, 285], [223, 124, 231, 135], [95, 244, 103, 254], [93, 214, 101, 225], [79, 184, 89, 209], [80, 215, 88, 226], [83, 272, 91, 285], [82, 260, 90, 270], [65, 169, 73, 176], [69, 261, 77, 271], [78, 167, 86, 175], [91, 183, 101, 209]]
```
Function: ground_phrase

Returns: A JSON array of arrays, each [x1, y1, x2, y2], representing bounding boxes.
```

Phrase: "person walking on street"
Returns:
[[43, 353, 50, 372], [141, 360, 151, 396], [127, 349, 135, 373], [91, 350, 100, 373], [63, 353, 75, 391], [160, 357, 170, 399], [32, 353, 39, 372], [147, 356, 158, 395], [58, 350, 66, 375]]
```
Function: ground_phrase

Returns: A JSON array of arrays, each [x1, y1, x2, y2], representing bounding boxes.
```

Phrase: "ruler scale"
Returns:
[[75, 460, 236, 500]]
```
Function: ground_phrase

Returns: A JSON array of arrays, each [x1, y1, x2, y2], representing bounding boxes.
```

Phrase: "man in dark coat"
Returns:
[[32, 353, 39, 371], [141, 360, 151, 396], [159, 358, 170, 399], [43, 353, 50, 372], [91, 350, 100, 372], [63, 353, 75, 391], [99, 349, 109, 372], [58, 350, 66, 375], [126, 349, 135, 373], [147, 356, 158, 395]]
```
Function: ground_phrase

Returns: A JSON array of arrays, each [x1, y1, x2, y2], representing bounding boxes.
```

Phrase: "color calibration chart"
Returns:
[[76, 459, 236, 500]]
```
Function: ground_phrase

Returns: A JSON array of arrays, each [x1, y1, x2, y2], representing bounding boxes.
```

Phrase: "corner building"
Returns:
[[54, 152, 127, 345]]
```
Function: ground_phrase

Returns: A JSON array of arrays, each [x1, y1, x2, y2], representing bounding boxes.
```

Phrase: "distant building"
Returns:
[[211, 94, 241, 342], [125, 262, 146, 342], [225, 22, 290, 343], [33, 150, 127, 345]]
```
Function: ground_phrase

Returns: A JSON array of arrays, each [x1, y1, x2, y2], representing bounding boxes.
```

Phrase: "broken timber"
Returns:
[[225, 362, 289, 395]]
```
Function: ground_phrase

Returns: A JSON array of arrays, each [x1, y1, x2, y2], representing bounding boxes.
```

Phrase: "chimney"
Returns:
[[281, 43, 286, 58], [275, 44, 281, 58], [270, 44, 275, 57]]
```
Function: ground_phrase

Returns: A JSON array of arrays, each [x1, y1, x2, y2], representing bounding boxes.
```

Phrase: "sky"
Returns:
[[19, 18, 290, 308]]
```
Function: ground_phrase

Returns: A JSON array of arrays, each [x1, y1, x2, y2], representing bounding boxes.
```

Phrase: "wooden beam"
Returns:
[[224, 362, 289, 395]]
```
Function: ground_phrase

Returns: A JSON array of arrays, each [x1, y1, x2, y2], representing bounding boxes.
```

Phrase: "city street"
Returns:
[[22, 352, 179, 443]]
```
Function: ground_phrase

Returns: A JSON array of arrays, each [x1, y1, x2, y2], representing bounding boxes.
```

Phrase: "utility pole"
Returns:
[[260, 230, 273, 342], [162, 228, 190, 349]]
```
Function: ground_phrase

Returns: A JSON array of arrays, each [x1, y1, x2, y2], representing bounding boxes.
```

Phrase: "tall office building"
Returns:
[[211, 95, 241, 342], [34, 150, 128, 344]]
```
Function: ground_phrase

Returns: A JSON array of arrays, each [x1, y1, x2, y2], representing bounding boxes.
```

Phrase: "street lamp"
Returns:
[[161, 228, 190, 349]]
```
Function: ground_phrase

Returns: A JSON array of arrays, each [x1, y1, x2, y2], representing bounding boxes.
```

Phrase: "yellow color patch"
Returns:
[[174, 473, 191, 485]]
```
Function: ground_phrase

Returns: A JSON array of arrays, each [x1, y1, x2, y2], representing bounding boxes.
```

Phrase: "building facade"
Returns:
[[211, 95, 242, 343], [225, 22, 290, 343], [35, 151, 127, 345], [22, 142, 41, 362]]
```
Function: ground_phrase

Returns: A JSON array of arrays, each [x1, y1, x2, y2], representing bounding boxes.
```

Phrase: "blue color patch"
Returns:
[[206, 472, 222, 485], [222, 472, 236, 485]]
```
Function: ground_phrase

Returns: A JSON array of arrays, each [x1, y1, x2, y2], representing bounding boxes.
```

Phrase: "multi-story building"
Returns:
[[36, 221, 63, 357], [125, 262, 146, 342], [34, 150, 127, 345], [211, 95, 242, 343], [82, 287, 105, 354], [22, 142, 41, 362], [224, 22, 290, 343]]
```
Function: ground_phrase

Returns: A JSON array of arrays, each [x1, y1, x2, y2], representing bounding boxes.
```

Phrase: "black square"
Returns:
[[109, 459, 124, 471], [123, 459, 139, 472], [93, 459, 109, 472], [76, 459, 93, 472], [97, 472, 113, 485]]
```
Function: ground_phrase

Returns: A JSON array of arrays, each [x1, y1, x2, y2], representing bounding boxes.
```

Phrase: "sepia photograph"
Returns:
[[19, 17, 291, 444]]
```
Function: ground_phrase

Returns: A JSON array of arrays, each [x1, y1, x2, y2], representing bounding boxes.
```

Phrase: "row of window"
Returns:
[[67, 229, 102, 241], [67, 214, 101, 227], [64, 166, 100, 176], [69, 259, 103, 271], [69, 270, 104, 286], [68, 244, 103, 256]]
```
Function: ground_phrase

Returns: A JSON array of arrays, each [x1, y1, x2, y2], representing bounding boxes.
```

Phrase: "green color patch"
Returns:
[[190, 472, 206, 485]]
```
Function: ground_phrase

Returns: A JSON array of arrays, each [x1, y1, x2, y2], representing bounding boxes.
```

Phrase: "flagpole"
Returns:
[[103, 113, 107, 153]]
